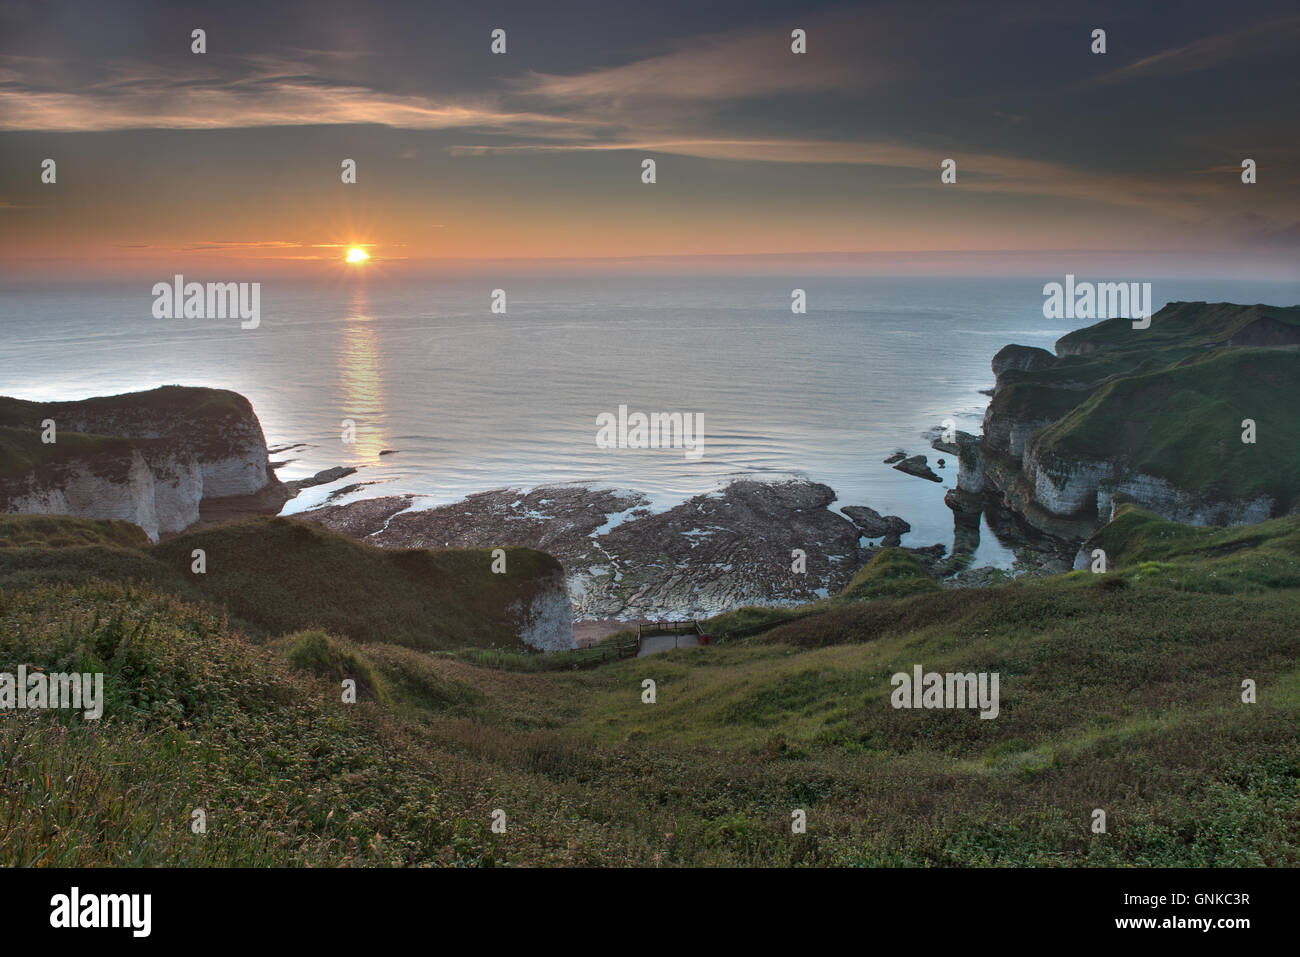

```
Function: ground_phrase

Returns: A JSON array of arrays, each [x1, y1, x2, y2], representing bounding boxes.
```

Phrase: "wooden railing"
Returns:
[[635, 620, 707, 654]]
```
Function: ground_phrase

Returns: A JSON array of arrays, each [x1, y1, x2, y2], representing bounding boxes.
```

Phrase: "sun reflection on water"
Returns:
[[337, 290, 387, 463]]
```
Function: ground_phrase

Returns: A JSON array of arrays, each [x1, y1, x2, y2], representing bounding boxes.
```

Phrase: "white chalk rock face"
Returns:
[[1023, 448, 1113, 518], [954, 432, 985, 494], [141, 448, 205, 537], [1020, 443, 1275, 528], [5, 447, 161, 538], [512, 570, 577, 651], [0, 386, 280, 541], [200, 453, 269, 498], [1106, 476, 1274, 528]]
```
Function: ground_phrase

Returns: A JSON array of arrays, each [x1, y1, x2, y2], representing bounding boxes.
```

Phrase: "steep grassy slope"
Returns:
[[0, 514, 151, 549], [2, 509, 1297, 866], [0, 514, 565, 652], [1087, 504, 1300, 591], [1031, 347, 1300, 509], [981, 302, 1300, 524], [153, 518, 566, 651]]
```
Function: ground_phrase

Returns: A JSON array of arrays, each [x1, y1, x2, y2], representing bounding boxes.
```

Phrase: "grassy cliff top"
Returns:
[[1030, 346, 1300, 508], [986, 303, 1300, 515], [997, 302, 1300, 405], [1054, 301, 1300, 356], [0, 426, 144, 482], [1090, 503, 1300, 583], [0, 514, 151, 548], [2, 506, 1296, 866], [0, 386, 266, 468], [0, 514, 565, 653], [0, 385, 255, 428]]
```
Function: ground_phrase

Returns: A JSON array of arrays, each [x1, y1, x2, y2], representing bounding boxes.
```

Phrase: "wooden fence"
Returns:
[[635, 620, 706, 654]]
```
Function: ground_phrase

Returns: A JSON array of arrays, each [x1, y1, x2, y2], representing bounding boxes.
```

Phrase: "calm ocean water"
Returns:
[[4, 275, 1298, 566]]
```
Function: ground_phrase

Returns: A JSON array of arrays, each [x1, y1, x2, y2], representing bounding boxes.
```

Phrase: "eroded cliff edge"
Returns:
[[0, 387, 576, 652], [953, 302, 1300, 537], [0, 386, 285, 541]]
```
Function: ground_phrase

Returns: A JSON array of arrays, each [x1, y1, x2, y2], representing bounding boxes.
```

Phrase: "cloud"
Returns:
[[449, 135, 1250, 220], [0, 85, 577, 134], [1088, 15, 1300, 87], [1, 8, 1295, 236], [0, 6, 907, 133], [519, 13, 894, 103], [0, 52, 583, 133], [179, 240, 305, 250]]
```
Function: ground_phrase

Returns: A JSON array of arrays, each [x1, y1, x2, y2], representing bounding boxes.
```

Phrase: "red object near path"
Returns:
[[699, 634, 713, 645]]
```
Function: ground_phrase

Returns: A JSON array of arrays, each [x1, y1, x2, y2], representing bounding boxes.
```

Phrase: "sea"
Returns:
[[4, 274, 1297, 568]]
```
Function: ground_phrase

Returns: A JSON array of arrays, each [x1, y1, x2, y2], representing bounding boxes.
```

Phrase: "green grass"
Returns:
[[1086, 505, 1300, 593], [0, 514, 566, 653], [0, 385, 255, 427], [451, 629, 639, 672], [0, 514, 151, 549], [276, 630, 388, 703], [153, 518, 565, 652], [691, 549, 938, 642], [1055, 301, 1300, 355], [987, 303, 1300, 515], [1033, 347, 1300, 509], [837, 548, 940, 602], [0, 426, 143, 481], [0, 385, 266, 473], [3, 509, 1297, 866]]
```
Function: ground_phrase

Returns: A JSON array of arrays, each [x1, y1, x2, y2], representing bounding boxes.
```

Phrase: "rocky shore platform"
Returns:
[[305, 479, 943, 620]]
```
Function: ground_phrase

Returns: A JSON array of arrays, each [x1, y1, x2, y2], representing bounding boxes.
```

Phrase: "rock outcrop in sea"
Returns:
[[841, 505, 910, 546], [892, 454, 943, 483]]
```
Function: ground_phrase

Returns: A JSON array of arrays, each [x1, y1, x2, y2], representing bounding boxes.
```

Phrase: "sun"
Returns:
[[346, 247, 370, 264]]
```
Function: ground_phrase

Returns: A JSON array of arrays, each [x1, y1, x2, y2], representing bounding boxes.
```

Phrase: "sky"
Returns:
[[0, 0, 1297, 279]]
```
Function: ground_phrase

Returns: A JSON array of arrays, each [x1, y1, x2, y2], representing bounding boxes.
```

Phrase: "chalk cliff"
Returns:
[[963, 302, 1300, 533], [510, 568, 578, 651], [0, 386, 284, 541]]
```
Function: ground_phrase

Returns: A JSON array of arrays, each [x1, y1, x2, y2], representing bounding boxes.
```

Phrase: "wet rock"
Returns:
[[287, 466, 357, 493], [901, 543, 948, 575], [883, 451, 907, 464], [944, 487, 983, 514], [308, 485, 642, 553], [301, 494, 412, 538], [323, 481, 383, 504], [305, 479, 871, 620], [842, 505, 910, 539], [893, 455, 943, 483]]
